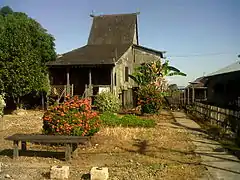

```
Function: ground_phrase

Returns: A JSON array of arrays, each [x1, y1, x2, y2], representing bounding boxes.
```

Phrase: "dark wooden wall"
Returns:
[[49, 67, 67, 85], [206, 71, 240, 109]]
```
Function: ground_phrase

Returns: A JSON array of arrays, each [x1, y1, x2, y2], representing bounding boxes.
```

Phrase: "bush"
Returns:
[[0, 94, 6, 117], [137, 85, 164, 114], [42, 96, 100, 136], [94, 91, 120, 113], [100, 112, 156, 128]]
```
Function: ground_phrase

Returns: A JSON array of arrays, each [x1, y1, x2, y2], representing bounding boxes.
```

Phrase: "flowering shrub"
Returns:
[[137, 85, 165, 114], [42, 96, 100, 136], [94, 91, 120, 113], [0, 94, 6, 117]]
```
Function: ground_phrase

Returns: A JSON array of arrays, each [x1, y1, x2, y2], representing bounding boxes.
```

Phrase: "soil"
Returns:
[[0, 110, 206, 180]]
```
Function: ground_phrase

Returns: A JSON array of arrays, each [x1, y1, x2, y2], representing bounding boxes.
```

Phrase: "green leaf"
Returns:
[[168, 72, 187, 76], [168, 66, 181, 72]]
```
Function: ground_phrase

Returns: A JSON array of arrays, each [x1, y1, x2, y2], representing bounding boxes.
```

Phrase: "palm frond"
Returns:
[[168, 66, 181, 72], [168, 72, 187, 76]]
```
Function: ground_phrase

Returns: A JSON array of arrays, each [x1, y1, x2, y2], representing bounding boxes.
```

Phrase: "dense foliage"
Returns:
[[0, 6, 56, 108], [137, 85, 167, 114], [100, 112, 156, 128], [94, 91, 121, 113], [42, 96, 100, 136], [130, 60, 186, 113]]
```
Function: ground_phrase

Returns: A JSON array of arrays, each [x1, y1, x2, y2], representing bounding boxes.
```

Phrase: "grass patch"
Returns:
[[100, 112, 156, 128]]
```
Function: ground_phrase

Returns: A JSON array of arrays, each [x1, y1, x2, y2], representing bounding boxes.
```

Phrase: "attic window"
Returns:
[[125, 67, 129, 82]]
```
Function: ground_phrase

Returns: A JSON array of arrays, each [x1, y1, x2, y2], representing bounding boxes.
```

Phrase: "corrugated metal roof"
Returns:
[[190, 76, 205, 84], [206, 61, 240, 77]]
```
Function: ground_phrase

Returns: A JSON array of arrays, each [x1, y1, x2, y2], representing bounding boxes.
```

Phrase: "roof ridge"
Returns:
[[92, 12, 140, 17]]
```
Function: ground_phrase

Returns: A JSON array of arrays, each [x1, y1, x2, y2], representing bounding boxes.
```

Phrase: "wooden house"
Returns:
[[46, 13, 164, 108], [204, 61, 240, 109]]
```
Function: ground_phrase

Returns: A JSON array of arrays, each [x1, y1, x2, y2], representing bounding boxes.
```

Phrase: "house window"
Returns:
[[114, 73, 117, 86], [125, 67, 129, 82]]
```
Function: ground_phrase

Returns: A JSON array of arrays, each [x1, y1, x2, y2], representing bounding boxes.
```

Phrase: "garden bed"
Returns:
[[0, 110, 206, 180]]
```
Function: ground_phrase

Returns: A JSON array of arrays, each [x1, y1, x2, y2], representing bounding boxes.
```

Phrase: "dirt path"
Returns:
[[171, 111, 240, 180], [0, 110, 207, 180]]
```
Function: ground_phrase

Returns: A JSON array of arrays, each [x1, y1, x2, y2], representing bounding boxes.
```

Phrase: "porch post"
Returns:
[[204, 88, 207, 100], [89, 68, 92, 86], [110, 67, 114, 93], [187, 87, 190, 105], [66, 67, 70, 95], [192, 86, 195, 103], [88, 68, 92, 98]]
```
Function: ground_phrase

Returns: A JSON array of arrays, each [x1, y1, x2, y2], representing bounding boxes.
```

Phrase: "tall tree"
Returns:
[[0, 6, 56, 108]]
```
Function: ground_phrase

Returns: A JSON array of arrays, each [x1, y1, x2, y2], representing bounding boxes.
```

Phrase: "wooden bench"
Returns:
[[5, 133, 92, 161]]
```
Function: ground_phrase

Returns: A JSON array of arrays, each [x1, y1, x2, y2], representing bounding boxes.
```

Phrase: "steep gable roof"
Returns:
[[88, 13, 138, 45]]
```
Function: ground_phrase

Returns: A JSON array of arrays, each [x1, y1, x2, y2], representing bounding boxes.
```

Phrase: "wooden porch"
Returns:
[[49, 65, 115, 101]]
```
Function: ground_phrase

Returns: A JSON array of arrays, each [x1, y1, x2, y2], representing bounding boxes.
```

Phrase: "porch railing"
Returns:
[[82, 84, 111, 98], [50, 84, 74, 101]]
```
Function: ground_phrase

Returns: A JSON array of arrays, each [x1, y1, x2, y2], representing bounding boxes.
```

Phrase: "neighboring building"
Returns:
[[204, 61, 240, 109], [47, 13, 164, 108], [187, 76, 207, 102], [180, 77, 207, 105]]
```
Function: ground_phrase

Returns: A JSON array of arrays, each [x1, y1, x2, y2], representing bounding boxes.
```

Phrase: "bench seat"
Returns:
[[5, 133, 92, 161]]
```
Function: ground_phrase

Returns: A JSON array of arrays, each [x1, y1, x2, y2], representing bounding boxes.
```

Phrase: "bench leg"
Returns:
[[13, 140, 19, 159], [87, 140, 92, 147], [72, 143, 78, 152], [21, 141, 27, 151], [65, 144, 72, 161]]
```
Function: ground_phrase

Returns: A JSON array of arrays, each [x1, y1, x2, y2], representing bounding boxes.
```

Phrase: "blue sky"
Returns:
[[1, 0, 240, 86]]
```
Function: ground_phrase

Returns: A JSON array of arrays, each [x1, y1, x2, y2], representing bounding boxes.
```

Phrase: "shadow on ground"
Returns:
[[169, 111, 240, 158], [117, 136, 240, 175], [0, 149, 65, 160], [81, 173, 90, 180]]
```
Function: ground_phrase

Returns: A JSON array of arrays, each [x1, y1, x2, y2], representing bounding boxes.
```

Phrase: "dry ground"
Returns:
[[0, 110, 206, 180]]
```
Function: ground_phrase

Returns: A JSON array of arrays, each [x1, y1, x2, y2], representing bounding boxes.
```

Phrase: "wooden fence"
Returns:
[[188, 102, 240, 133]]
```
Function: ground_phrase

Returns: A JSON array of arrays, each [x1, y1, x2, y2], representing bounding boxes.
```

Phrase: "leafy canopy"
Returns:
[[129, 60, 186, 87], [0, 6, 56, 105]]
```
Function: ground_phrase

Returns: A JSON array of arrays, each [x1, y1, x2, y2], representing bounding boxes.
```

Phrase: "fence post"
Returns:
[[192, 87, 195, 103]]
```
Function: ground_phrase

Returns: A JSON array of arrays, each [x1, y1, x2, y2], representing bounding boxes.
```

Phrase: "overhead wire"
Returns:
[[167, 52, 237, 58]]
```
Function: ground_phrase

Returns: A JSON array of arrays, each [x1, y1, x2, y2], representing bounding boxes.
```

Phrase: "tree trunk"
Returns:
[[16, 97, 23, 109]]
